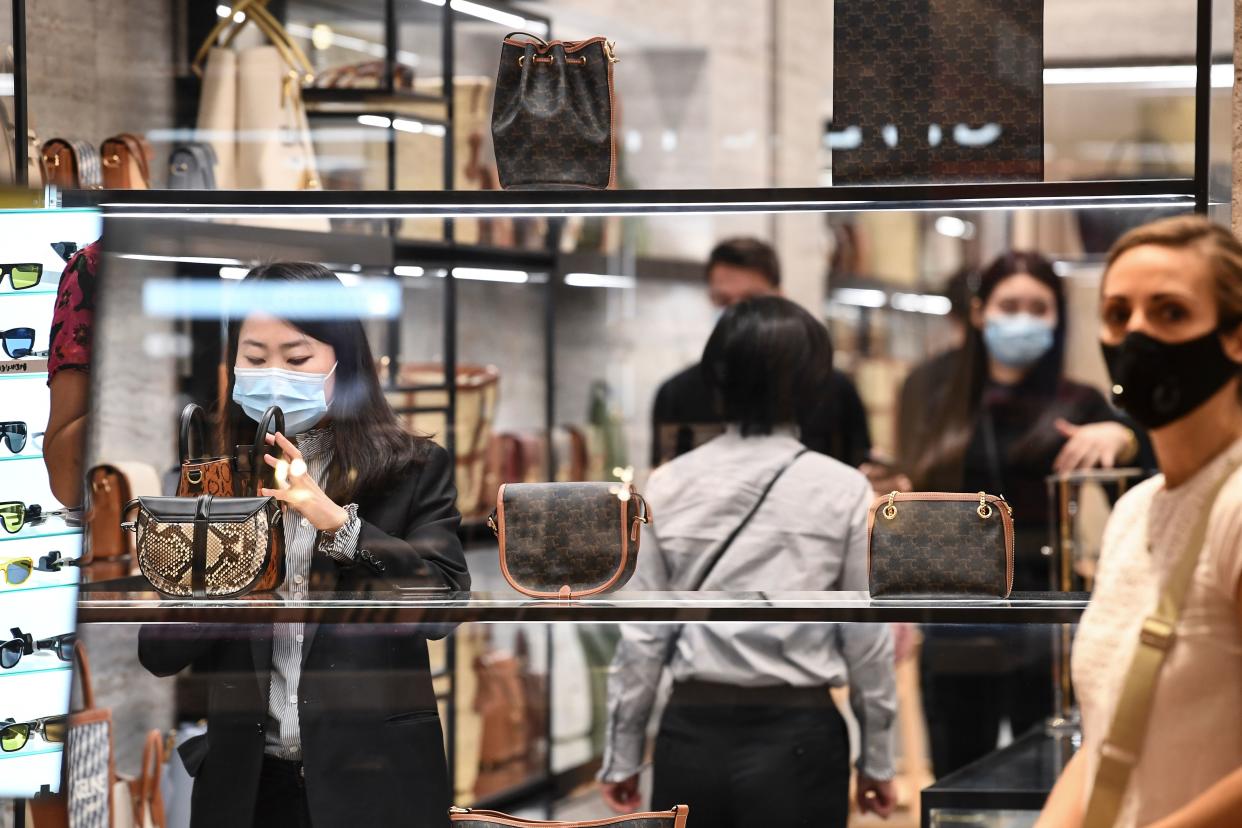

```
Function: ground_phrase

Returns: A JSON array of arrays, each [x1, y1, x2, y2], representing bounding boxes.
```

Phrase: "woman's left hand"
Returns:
[[261, 432, 349, 532], [1052, 419, 1136, 474]]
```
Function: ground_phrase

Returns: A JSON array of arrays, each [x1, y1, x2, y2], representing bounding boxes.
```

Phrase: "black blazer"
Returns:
[[139, 441, 469, 828]]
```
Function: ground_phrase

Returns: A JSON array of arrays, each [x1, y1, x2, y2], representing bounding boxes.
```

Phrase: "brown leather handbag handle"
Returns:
[[179, 403, 208, 464]]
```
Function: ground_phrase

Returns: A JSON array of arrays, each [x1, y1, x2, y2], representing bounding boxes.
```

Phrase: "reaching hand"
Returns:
[[857, 775, 897, 819], [260, 431, 348, 533], [1052, 419, 1136, 474], [600, 777, 642, 814]]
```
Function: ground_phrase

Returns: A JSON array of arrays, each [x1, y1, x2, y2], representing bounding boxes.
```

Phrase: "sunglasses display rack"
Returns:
[[0, 207, 99, 802]]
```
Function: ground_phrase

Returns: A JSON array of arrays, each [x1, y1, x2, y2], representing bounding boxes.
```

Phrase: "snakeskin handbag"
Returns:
[[124, 494, 283, 598], [491, 32, 618, 190], [489, 482, 649, 599], [868, 491, 1014, 598], [450, 805, 688, 827]]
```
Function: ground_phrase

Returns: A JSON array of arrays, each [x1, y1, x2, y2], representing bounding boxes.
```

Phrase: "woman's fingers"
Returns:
[[259, 486, 288, 502], [273, 431, 300, 459]]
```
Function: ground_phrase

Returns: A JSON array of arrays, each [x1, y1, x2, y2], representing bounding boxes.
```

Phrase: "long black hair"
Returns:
[[907, 251, 1068, 489], [216, 262, 422, 503], [701, 295, 833, 435]]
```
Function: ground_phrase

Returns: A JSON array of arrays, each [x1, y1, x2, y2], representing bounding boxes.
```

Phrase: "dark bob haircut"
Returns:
[[701, 295, 833, 436], [706, 237, 781, 288]]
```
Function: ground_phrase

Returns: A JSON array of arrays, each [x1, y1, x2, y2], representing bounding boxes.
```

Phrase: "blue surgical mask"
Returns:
[[232, 363, 337, 436], [983, 314, 1055, 368]]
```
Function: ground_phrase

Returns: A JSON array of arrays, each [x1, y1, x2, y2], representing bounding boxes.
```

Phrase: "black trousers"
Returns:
[[649, 681, 851, 828], [252, 756, 314, 828]]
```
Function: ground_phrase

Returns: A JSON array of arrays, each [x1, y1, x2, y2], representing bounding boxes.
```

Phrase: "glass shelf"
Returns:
[[0, 288, 59, 297], [0, 453, 45, 464], [0, 663, 72, 680], [0, 747, 64, 762], [75, 585, 1089, 624], [0, 518, 83, 543], [64, 179, 1197, 217]]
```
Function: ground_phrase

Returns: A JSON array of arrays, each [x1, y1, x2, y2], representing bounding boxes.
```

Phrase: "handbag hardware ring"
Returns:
[[977, 491, 993, 519], [883, 491, 898, 520], [102, 154, 122, 168]]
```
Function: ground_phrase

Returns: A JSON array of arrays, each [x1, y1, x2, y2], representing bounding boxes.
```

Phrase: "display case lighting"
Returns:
[[118, 253, 245, 267], [450, 267, 529, 283], [832, 288, 887, 308], [1044, 63, 1232, 88], [890, 292, 952, 316], [564, 273, 636, 289], [394, 266, 426, 278], [418, 0, 549, 37]]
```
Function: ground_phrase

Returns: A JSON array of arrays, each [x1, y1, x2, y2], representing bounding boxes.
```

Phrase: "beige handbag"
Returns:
[[192, 0, 323, 195]]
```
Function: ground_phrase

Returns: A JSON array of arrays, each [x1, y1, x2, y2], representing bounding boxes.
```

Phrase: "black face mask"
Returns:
[[1101, 330, 1241, 430]]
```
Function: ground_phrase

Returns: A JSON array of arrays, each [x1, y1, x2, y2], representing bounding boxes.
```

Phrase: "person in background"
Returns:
[[139, 263, 468, 827], [603, 296, 897, 827], [1038, 216, 1242, 828], [651, 237, 872, 468], [904, 251, 1143, 779], [43, 240, 101, 507]]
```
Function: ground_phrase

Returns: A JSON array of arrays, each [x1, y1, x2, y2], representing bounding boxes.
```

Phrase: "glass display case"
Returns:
[[2, 0, 1235, 824]]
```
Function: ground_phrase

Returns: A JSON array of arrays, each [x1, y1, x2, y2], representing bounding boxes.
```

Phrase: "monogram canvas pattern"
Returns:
[[492, 38, 615, 189], [67, 720, 110, 828], [833, 1, 1043, 184], [868, 499, 1011, 597], [135, 507, 277, 597], [500, 482, 640, 597]]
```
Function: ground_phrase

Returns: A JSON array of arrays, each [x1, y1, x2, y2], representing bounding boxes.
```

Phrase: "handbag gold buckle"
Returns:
[[977, 492, 993, 519], [1140, 617, 1176, 651], [883, 491, 898, 520]]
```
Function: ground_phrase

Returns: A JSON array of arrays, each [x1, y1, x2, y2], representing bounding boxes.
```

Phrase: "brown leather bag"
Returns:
[[85, 464, 135, 580], [128, 729, 167, 828], [177, 403, 234, 497], [40, 138, 102, 189], [100, 133, 154, 189]]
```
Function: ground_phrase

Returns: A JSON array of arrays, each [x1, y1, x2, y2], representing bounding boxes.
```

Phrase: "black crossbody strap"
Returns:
[[663, 448, 809, 668], [191, 495, 211, 598]]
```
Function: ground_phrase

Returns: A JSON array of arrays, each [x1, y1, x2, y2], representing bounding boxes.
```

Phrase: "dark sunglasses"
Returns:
[[0, 422, 28, 454], [51, 242, 78, 263], [0, 263, 42, 291], [0, 502, 72, 535], [0, 715, 68, 753], [1, 628, 75, 669], [2, 328, 48, 360]]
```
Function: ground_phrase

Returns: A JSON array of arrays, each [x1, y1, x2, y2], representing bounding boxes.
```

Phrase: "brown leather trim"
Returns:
[[450, 805, 688, 826], [502, 35, 607, 54], [866, 491, 1015, 598], [606, 46, 617, 188], [495, 484, 635, 600]]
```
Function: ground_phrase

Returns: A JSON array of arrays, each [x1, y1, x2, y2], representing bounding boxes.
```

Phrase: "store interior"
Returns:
[[0, 1, 1238, 827]]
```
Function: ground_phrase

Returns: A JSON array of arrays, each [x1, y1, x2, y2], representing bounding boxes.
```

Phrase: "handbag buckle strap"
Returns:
[[1140, 617, 1176, 651], [1098, 741, 1138, 774]]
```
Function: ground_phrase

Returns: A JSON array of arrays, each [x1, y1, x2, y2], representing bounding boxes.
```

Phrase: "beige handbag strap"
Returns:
[[1084, 459, 1242, 827], [192, 0, 312, 81]]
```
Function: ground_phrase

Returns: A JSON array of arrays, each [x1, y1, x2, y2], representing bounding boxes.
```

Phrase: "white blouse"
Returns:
[[1072, 437, 1242, 827]]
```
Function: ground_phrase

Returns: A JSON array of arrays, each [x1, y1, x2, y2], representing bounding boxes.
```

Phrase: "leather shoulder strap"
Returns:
[[179, 404, 206, 463], [1084, 459, 1242, 827], [191, 495, 211, 598]]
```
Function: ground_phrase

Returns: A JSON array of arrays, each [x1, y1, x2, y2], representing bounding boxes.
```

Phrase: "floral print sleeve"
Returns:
[[47, 240, 101, 382]]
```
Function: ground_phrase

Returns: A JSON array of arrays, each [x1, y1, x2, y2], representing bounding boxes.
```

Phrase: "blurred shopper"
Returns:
[[602, 297, 897, 827], [139, 263, 468, 828], [43, 240, 101, 507], [1039, 216, 1242, 828], [651, 237, 872, 468], [903, 251, 1143, 778]]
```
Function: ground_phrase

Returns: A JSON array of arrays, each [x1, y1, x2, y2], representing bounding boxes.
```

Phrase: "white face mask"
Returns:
[[232, 363, 338, 435]]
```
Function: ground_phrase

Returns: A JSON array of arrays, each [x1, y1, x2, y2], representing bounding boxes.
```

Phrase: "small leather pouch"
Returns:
[[450, 805, 688, 827], [490, 482, 649, 599], [867, 491, 1014, 598], [100, 133, 154, 189], [125, 494, 283, 598]]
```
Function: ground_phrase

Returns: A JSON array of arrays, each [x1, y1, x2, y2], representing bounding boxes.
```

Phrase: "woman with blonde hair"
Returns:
[[1039, 214, 1242, 828]]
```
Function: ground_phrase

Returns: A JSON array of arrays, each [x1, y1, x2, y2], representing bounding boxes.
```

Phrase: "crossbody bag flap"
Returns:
[[495, 481, 647, 599], [137, 495, 273, 523]]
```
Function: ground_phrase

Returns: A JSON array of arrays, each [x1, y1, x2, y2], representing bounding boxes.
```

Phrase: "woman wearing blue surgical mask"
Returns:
[[139, 262, 469, 828], [900, 251, 1147, 782]]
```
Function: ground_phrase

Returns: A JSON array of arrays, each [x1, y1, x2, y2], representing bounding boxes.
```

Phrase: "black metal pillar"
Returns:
[[13, 0, 28, 187], [1193, 0, 1212, 214]]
